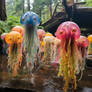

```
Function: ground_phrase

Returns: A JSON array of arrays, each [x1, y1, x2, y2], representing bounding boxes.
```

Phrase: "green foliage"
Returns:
[[33, 0, 59, 23], [37, 26, 44, 29], [85, 0, 92, 6], [0, 15, 21, 35], [14, 0, 24, 16], [6, 0, 25, 17], [6, 0, 15, 16], [7, 16, 21, 28], [0, 21, 10, 34]]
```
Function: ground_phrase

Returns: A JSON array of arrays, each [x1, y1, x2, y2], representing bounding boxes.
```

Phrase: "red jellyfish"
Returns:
[[55, 21, 80, 92], [76, 36, 89, 80]]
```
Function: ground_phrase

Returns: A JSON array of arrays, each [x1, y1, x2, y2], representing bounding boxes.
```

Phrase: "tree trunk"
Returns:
[[39, 9, 42, 24], [23, 0, 24, 13], [49, 0, 53, 17], [27, 0, 30, 11], [0, 0, 7, 21], [62, 0, 73, 19]]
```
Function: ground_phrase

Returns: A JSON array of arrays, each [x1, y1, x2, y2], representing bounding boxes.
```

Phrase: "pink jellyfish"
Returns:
[[37, 29, 46, 41], [76, 36, 89, 80], [55, 21, 80, 92], [1, 33, 8, 40], [1, 33, 9, 54]]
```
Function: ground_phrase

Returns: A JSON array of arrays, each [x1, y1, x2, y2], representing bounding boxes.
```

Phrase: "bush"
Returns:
[[0, 16, 21, 35], [7, 16, 21, 28], [37, 26, 44, 29], [0, 21, 10, 35]]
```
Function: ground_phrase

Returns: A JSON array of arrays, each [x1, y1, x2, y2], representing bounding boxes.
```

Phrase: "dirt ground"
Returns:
[[0, 55, 92, 92]]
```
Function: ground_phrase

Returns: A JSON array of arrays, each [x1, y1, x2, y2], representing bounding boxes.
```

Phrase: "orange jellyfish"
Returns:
[[55, 21, 80, 92], [11, 26, 24, 36], [5, 31, 23, 76], [88, 35, 92, 55], [76, 36, 89, 80]]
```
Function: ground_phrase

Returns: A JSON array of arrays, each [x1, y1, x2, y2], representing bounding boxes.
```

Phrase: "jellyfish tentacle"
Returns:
[[5, 31, 23, 76]]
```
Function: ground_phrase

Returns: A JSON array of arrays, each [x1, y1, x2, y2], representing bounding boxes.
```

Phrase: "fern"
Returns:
[[0, 16, 21, 35]]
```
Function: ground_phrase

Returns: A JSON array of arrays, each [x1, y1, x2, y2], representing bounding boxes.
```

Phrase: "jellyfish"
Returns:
[[37, 29, 46, 41], [40, 32, 53, 51], [53, 37, 61, 65], [55, 21, 80, 92], [43, 35, 54, 64], [20, 11, 40, 73], [11, 26, 25, 51], [88, 35, 92, 55], [42, 32, 54, 63], [1, 33, 8, 54], [11, 26, 24, 36], [5, 31, 23, 76], [51, 37, 61, 64], [45, 32, 53, 37], [43, 33, 61, 64], [1, 33, 8, 40], [37, 29, 46, 53], [76, 36, 89, 80]]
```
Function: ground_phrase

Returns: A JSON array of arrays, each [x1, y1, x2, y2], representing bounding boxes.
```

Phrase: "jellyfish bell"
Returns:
[[88, 35, 92, 42], [56, 21, 80, 40], [20, 11, 40, 36], [5, 31, 23, 45], [11, 26, 24, 51], [11, 26, 24, 36], [69, 22, 80, 40], [77, 36, 89, 48], [37, 29, 46, 41], [56, 21, 81, 52], [45, 33, 53, 37], [55, 23, 69, 40], [5, 31, 23, 76], [88, 35, 92, 55], [44, 36, 54, 44], [1, 33, 8, 40], [20, 11, 40, 26]]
